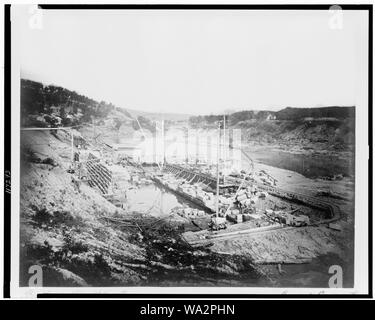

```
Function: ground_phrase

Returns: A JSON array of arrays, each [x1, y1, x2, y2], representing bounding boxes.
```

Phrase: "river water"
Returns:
[[245, 147, 355, 178], [123, 184, 180, 216], [122, 183, 203, 217]]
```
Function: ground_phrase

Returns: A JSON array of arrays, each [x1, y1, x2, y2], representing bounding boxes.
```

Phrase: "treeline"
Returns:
[[275, 106, 355, 121], [21, 79, 133, 127], [189, 106, 355, 127], [189, 110, 275, 127]]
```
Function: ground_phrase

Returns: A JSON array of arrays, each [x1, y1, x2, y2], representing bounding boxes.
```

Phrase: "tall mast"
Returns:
[[223, 113, 226, 185], [71, 128, 74, 163], [215, 121, 221, 218], [161, 118, 165, 167]]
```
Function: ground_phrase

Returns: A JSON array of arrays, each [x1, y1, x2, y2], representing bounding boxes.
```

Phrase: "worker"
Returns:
[[74, 150, 80, 162]]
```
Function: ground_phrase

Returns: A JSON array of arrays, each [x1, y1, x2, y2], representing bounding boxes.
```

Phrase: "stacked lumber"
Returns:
[[86, 153, 112, 194]]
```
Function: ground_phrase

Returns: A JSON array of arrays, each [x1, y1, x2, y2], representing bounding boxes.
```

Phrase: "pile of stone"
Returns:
[[234, 186, 268, 208], [173, 207, 207, 218]]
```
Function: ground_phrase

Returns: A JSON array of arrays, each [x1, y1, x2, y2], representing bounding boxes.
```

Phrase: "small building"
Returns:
[[266, 114, 277, 121]]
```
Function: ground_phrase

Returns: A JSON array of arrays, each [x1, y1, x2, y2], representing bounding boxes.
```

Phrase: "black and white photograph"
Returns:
[[3, 3, 372, 298]]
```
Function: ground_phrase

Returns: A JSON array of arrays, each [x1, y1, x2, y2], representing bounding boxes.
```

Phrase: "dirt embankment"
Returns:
[[20, 131, 146, 286]]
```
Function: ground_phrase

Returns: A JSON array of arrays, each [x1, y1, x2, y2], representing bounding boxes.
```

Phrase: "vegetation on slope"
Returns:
[[21, 79, 134, 128], [188, 107, 355, 151]]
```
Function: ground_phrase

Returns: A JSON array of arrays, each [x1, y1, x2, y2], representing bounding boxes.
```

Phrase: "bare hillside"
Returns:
[[20, 130, 146, 286]]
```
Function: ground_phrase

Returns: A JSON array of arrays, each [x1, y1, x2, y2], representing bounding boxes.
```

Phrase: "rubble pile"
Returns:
[[172, 207, 207, 218], [265, 209, 310, 227]]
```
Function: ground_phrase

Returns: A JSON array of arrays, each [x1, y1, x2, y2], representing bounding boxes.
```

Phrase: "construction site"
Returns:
[[12, 0, 369, 291], [20, 111, 355, 287], [89, 120, 340, 227]]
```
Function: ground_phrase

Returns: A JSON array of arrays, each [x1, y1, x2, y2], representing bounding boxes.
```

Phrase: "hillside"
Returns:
[[189, 106, 355, 126], [125, 107, 191, 122], [20, 130, 146, 286], [188, 107, 355, 151], [239, 118, 355, 150], [275, 106, 355, 121], [21, 79, 191, 132], [21, 79, 132, 127]]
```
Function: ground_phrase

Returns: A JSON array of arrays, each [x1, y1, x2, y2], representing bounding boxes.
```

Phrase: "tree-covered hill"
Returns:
[[188, 106, 355, 128], [21, 79, 133, 127], [275, 106, 355, 121], [188, 106, 355, 151]]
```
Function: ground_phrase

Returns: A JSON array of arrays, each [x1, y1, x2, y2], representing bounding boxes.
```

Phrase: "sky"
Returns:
[[14, 7, 368, 115]]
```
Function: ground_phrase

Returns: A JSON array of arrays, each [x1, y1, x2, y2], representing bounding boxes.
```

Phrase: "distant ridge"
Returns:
[[275, 106, 355, 121], [123, 107, 192, 122], [188, 106, 355, 127]]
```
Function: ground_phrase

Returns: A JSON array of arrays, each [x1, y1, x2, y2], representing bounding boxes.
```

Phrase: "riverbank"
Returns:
[[243, 144, 354, 179]]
